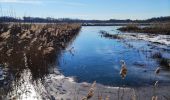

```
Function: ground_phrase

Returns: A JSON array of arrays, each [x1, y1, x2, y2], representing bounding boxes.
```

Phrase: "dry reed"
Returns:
[[120, 60, 127, 79], [81, 81, 96, 100], [105, 95, 110, 100], [152, 96, 158, 100]]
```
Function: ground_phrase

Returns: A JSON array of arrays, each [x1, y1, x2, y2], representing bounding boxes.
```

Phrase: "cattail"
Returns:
[[105, 95, 110, 100], [155, 67, 160, 75], [81, 96, 87, 100], [98, 95, 102, 100], [120, 60, 127, 79], [152, 96, 158, 100], [86, 81, 96, 99], [87, 88, 95, 99]]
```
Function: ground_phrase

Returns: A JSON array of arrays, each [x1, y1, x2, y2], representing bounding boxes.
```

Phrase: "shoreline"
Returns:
[[100, 30, 170, 46], [118, 24, 170, 35], [37, 68, 170, 100]]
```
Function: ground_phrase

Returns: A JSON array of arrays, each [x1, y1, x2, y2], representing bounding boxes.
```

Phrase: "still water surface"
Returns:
[[59, 26, 170, 86]]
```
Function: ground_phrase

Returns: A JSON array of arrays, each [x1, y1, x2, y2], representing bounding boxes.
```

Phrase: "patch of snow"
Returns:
[[119, 33, 170, 45], [8, 69, 42, 100]]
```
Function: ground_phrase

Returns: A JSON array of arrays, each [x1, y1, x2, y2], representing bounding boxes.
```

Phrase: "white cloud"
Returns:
[[0, 0, 86, 6], [0, 0, 42, 4]]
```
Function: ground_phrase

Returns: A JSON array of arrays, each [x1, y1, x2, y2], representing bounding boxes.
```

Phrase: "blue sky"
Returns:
[[0, 0, 170, 20]]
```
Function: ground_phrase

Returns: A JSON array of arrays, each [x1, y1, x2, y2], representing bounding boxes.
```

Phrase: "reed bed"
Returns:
[[0, 23, 81, 99], [118, 23, 170, 35], [0, 23, 81, 73]]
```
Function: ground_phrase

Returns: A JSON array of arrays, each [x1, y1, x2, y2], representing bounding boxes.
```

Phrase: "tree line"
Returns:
[[0, 16, 170, 23]]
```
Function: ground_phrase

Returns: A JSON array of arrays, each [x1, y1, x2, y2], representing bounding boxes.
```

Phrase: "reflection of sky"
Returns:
[[59, 26, 170, 86]]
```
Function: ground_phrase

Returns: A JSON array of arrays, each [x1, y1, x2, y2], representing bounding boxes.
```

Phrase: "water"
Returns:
[[59, 26, 170, 87], [0, 26, 170, 99]]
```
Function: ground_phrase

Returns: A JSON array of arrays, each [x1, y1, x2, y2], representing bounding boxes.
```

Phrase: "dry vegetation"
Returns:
[[0, 23, 81, 98], [118, 23, 170, 35], [0, 23, 81, 78], [0, 23, 81, 64], [99, 30, 121, 39]]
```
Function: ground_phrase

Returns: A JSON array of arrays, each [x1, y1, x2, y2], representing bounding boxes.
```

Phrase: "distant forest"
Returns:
[[0, 16, 170, 24]]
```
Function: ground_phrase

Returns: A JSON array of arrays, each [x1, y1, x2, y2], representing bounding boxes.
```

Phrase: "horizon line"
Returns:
[[0, 15, 169, 21]]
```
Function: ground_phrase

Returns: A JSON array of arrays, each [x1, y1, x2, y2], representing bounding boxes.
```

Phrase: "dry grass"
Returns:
[[120, 60, 127, 79], [81, 81, 96, 100], [118, 23, 170, 35], [0, 23, 81, 62], [0, 23, 81, 98], [105, 95, 110, 100], [152, 96, 158, 100]]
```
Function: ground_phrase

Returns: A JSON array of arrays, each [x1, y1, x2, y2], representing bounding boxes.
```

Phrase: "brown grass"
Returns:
[[118, 23, 170, 35], [81, 81, 96, 100], [0, 23, 81, 98], [120, 60, 127, 79]]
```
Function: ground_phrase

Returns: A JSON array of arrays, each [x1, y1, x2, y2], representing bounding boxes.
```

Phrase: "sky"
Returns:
[[0, 0, 170, 20]]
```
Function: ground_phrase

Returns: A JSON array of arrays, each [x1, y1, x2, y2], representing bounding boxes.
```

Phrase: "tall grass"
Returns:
[[118, 23, 170, 35], [81, 81, 96, 100], [0, 23, 81, 99]]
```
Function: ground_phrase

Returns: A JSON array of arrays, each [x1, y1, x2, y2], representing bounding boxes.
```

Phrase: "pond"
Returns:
[[59, 26, 170, 87]]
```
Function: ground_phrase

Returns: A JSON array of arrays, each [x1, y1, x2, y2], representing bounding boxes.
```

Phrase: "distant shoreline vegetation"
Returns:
[[0, 16, 170, 24], [118, 23, 170, 35]]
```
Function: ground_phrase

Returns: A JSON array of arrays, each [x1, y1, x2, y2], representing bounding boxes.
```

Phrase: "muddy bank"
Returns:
[[0, 23, 81, 99]]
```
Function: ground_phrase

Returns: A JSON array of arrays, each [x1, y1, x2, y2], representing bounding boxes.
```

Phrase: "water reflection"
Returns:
[[59, 26, 170, 87]]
